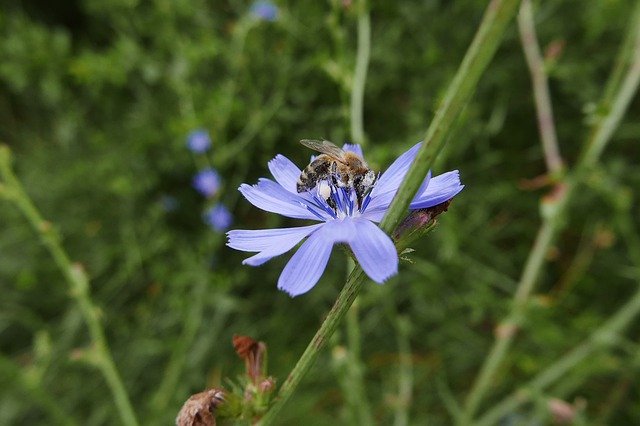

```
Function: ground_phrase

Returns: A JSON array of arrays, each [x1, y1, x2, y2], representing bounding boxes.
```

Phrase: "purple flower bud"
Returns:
[[193, 169, 221, 197], [186, 129, 212, 153], [204, 204, 233, 231], [250, 1, 278, 22]]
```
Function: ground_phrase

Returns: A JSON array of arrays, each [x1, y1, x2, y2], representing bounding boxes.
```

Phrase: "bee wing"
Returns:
[[299, 139, 346, 161]]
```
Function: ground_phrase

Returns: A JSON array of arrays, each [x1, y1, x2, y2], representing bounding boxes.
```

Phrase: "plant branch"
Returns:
[[517, 0, 564, 175], [350, 0, 371, 146], [379, 0, 521, 235], [257, 267, 367, 425]]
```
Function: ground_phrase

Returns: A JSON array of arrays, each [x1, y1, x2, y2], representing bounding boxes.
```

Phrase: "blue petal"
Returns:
[[348, 219, 398, 283], [268, 154, 302, 194], [371, 142, 421, 197], [410, 170, 464, 209], [342, 143, 364, 158], [277, 227, 337, 297], [227, 224, 323, 266], [365, 142, 422, 212], [239, 179, 327, 220]]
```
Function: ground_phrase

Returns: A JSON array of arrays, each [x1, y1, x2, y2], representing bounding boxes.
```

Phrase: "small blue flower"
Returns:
[[204, 204, 233, 232], [187, 129, 212, 153], [250, 1, 278, 22], [193, 168, 221, 197], [227, 143, 464, 297]]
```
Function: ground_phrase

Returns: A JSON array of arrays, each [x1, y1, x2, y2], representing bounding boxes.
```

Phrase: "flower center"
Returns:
[[302, 179, 373, 221]]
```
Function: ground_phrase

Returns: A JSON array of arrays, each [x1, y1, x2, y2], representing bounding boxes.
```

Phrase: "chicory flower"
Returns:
[[227, 143, 463, 297]]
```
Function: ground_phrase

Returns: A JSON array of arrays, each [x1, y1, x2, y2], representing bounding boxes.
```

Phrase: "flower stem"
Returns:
[[459, 4, 640, 422], [517, 0, 564, 175], [0, 146, 139, 426], [256, 266, 366, 425], [350, 0, 371, 146], [379, 0, 521, 235]]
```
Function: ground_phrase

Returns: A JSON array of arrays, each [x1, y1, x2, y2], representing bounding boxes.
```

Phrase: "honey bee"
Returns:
[[297, 139, 376, 209]]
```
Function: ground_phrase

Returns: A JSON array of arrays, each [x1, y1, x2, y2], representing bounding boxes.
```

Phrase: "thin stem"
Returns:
[[517, 0, 564, 174], [379, 0, 521, 235], [344, 297, 375, 425], [393, 316, 413, 426], [257, 267, 367, 425], [0, 147, 139, 426], [350, 0, 371, 146], [460, 5, 640, 422]]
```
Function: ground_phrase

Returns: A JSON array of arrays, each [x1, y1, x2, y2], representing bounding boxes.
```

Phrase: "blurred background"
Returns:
[[1, 0, 639, 424]]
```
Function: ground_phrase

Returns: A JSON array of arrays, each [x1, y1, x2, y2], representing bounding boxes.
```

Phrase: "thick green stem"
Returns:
[[379, 0, 521, 235], [257, 267, 367, 425], [0, 147, 139, 426], [460, 3, 640, 422]]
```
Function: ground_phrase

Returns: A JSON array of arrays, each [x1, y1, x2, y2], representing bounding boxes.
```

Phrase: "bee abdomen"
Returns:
[[297, 169, 317, 192], [297, 157, 332, 193]]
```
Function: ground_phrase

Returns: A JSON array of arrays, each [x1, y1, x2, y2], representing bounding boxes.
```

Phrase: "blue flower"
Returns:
[[204, 204, 233, 232], [227, 143, 464, 297], [250, 1, 278, 22], [193, 168, 221, 197], [187, 129, 212, 153]]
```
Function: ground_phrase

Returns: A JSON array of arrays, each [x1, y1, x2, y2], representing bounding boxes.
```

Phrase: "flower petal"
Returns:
[[239, 179, 328, 220], [277, 228, 336, 297], [227, 224, 323, 266], [410, 170, 464, 209], [371, 142, 421, 196], [365, 142, 422, 212], [348, 219, 398, 283], [227, 224, 322, 252], [268, 154, 302, 193]]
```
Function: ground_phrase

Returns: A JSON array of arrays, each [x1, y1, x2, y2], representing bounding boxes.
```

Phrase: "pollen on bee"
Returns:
[[317, 180, 332, 201]]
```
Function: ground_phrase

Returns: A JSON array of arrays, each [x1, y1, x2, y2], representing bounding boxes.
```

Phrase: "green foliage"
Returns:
[[1, 0, 639, 425]]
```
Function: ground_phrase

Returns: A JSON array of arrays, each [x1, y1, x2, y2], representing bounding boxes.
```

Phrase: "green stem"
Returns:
[[258, 1, 521, 424], [350, 0, 371, 146], [460, 4, 640, 422], [0, 147, 139, 426], [257, 267, 367, 425], [379, 0, 521, 235]]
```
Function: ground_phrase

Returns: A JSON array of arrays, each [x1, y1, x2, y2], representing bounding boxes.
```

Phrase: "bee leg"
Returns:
[[353, 176, 363, 209]]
